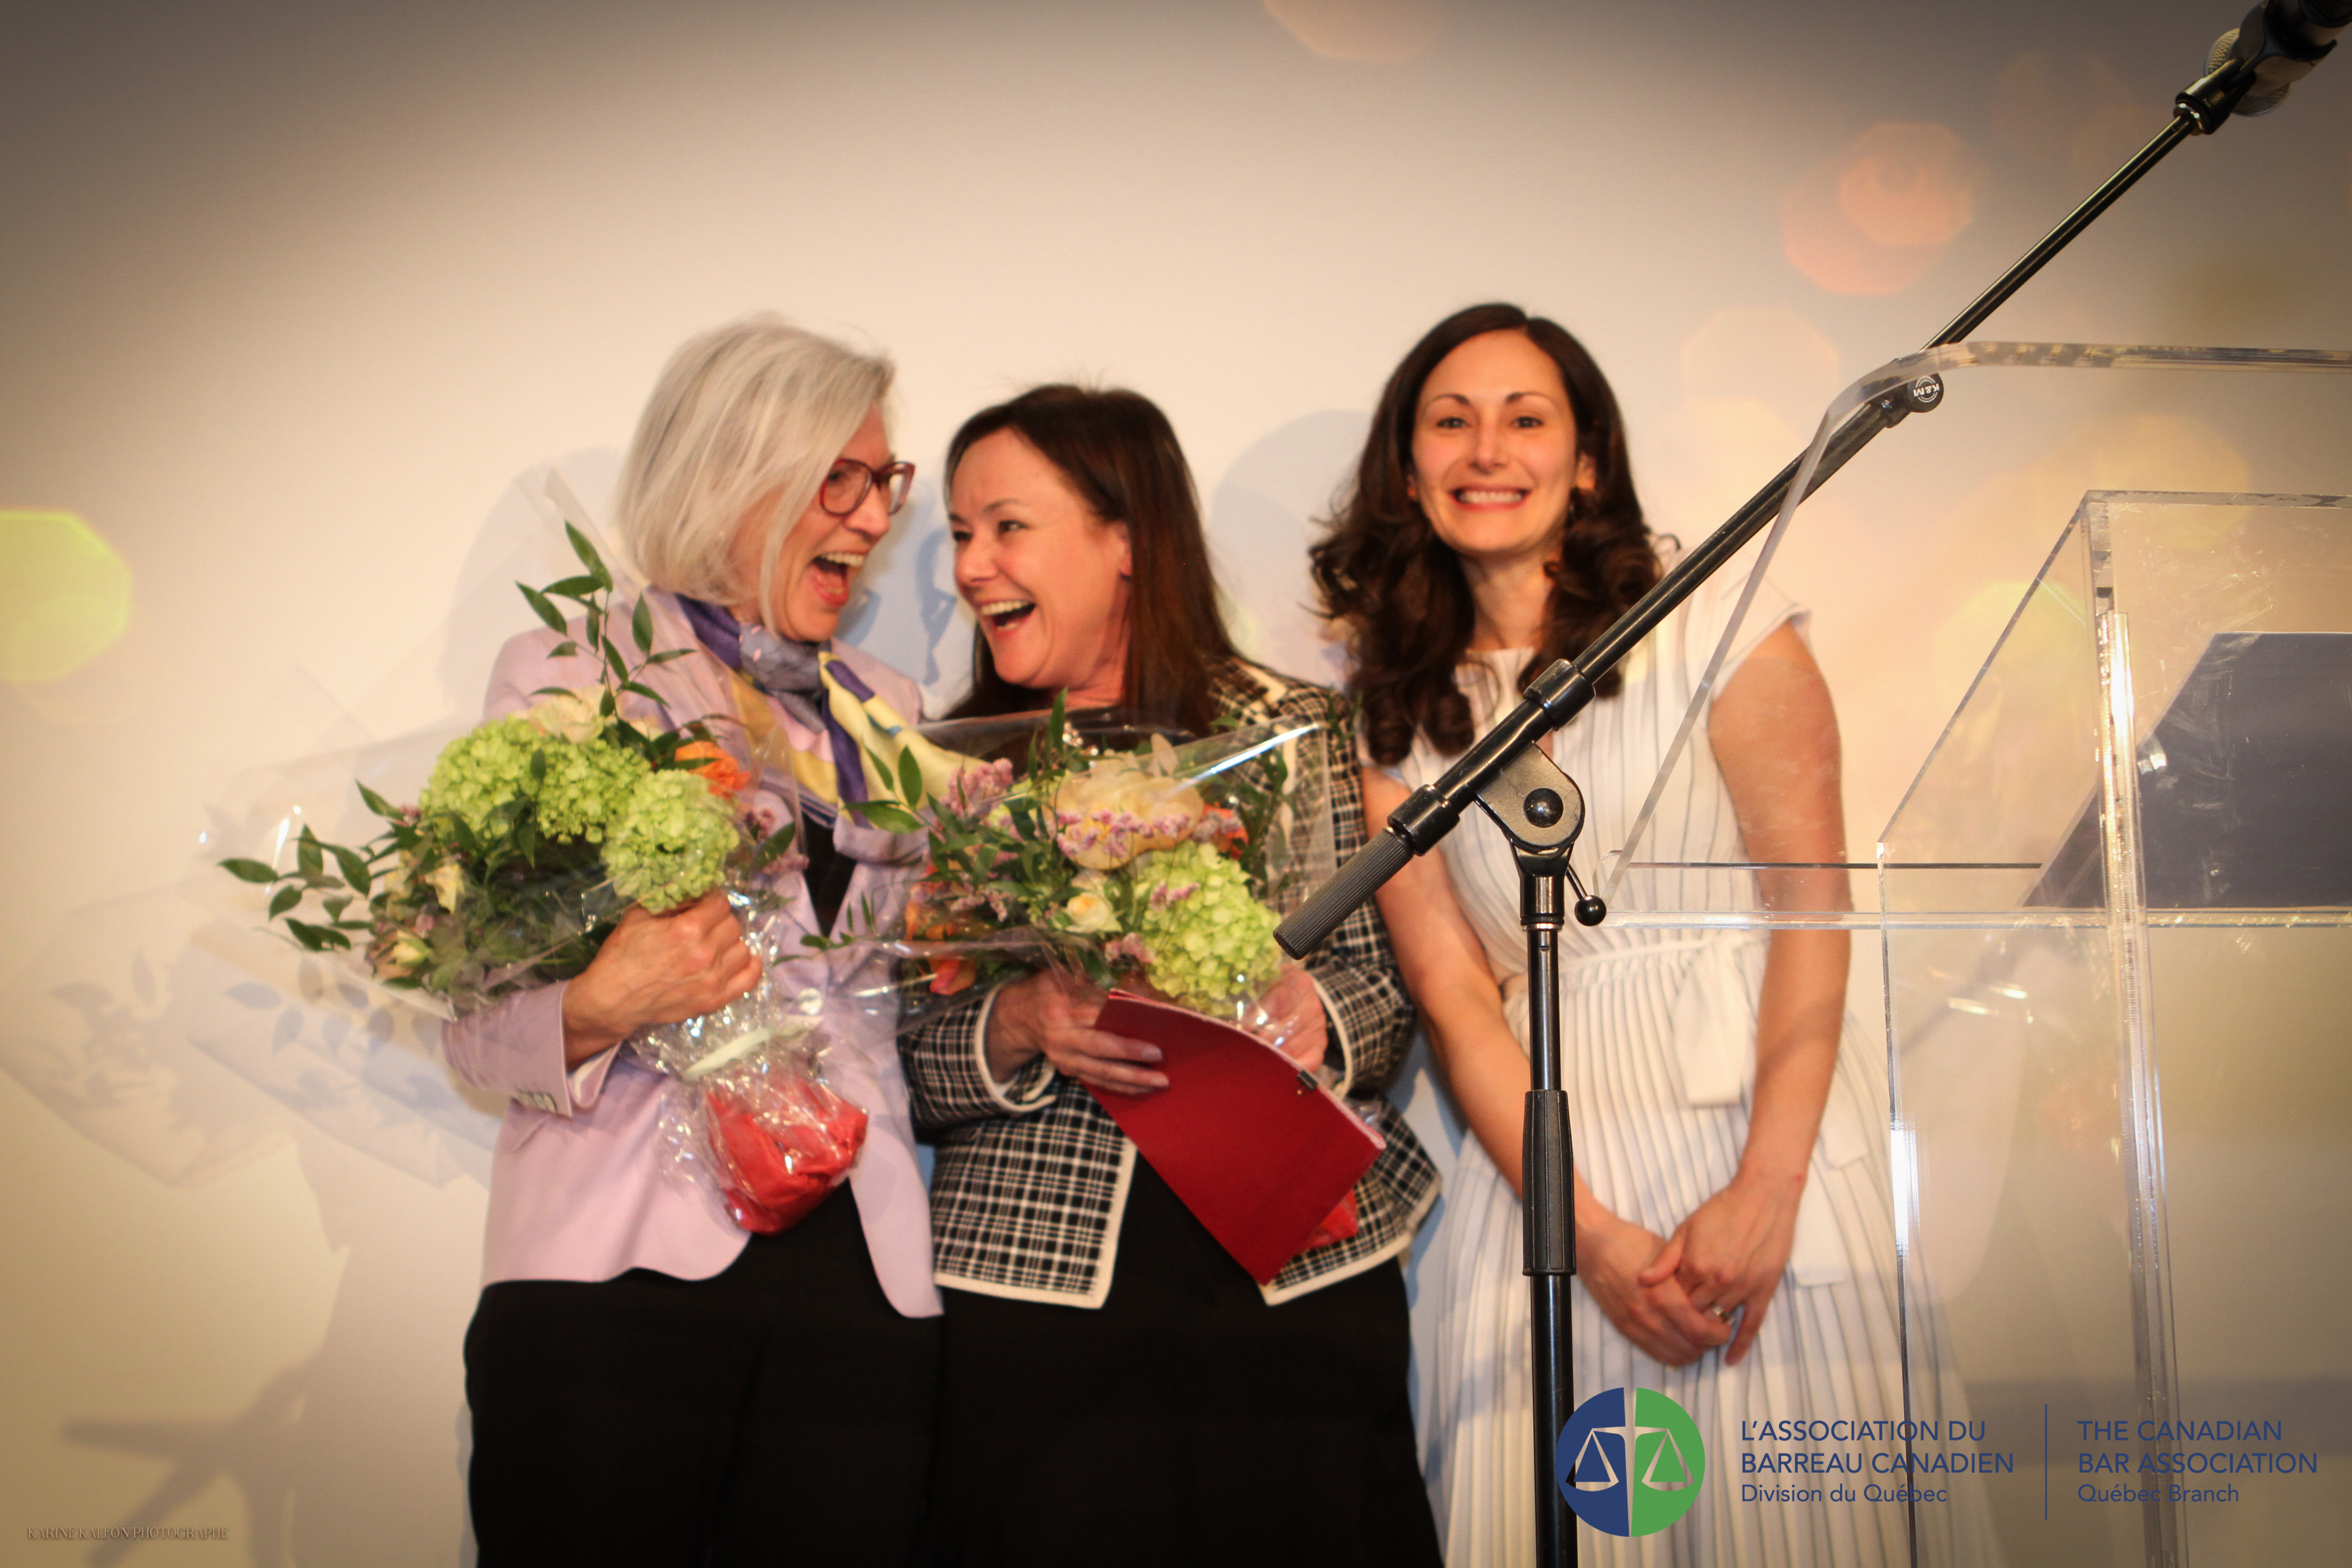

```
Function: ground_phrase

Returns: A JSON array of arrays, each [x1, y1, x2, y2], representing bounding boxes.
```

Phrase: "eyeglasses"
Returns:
[[819, 458, 916, 517]]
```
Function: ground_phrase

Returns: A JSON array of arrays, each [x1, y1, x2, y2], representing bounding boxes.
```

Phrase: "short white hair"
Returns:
[[614, 315, 894, 627]]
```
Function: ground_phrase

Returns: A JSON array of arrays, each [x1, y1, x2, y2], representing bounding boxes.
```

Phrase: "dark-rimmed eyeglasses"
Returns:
[[819, 458, 916, 517]]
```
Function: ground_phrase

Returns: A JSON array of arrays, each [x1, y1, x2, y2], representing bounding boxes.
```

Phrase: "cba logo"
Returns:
[[1555, 1385, 1706, 1537]]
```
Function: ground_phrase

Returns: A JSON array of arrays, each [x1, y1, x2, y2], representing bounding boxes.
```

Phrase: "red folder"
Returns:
[[1088, 991, 1384, 1284]]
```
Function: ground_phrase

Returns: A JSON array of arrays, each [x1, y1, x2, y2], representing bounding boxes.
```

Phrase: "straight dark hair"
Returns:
[[945, 384, 1239, 734], [1312, 303, 1659, 765]]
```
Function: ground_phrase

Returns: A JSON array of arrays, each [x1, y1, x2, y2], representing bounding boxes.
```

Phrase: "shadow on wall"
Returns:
[[0, 463, 646, 1566], [1207, 409, 1368, 688], [13, 881, 497, 1564], [833, 482, 969, 707], [63, 1360, 311, 1568]]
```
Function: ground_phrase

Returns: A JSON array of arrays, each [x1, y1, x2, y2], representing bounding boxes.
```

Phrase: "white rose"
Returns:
[[1062, 890, 1118, 934], [524, 688, 604, 743]]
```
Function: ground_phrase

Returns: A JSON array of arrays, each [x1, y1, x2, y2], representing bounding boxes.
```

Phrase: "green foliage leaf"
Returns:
[[631, 596, 653, 655], [897, 745, 926, 811], [322, 894, 351, 921], [544, 575, 603, 601], [548, 640, 580, 660], [565, 523, 612, 588], [296, 828, 324, 881], [642, 648, 692, 666], [620, 681, 662, 703], [220, 857, 282, 884], [754, 823, 798, 867], [329, 843, 372, 895], [603, 640, 629, 683], [518, 583, 568, 634], [356, 781, 402, 821], [285, 918, 353, 953], [267, 885, 303, 918], [848, 799, 922, 834]]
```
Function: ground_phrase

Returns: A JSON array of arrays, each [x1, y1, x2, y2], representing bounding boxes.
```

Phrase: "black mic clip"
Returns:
[[2178, 0, 2349, 132]]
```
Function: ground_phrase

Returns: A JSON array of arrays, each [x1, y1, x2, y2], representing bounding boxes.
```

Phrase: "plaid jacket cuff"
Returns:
[[975, 989, 1058, 1112], [902, 985, 1058, 1129], [1305, 966, 1359, 1097]]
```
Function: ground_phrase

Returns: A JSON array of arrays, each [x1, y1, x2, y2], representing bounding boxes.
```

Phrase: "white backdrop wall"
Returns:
[[4, 1, 2349, 1562]]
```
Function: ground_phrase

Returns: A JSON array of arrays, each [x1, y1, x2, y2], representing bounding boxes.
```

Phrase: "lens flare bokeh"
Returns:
[[1, 509, 133, 685], [1782, 122, 1984, 296]]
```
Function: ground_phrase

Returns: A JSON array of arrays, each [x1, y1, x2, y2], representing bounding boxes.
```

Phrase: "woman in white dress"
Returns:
[[1313, 304, 1917, 1566]]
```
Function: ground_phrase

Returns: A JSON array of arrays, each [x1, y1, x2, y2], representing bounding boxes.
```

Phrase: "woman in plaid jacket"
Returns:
[[901, 385, 1441, 1566]]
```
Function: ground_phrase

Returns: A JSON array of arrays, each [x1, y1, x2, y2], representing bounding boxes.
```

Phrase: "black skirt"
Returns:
[[465, 1183, 940, 1568], [926, 1159, 1441, 1568]]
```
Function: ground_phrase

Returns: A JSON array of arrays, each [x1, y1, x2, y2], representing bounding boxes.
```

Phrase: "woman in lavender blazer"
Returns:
[[444, 317, 940, 1567]]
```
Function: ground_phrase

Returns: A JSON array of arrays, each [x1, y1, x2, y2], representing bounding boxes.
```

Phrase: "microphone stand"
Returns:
[[1274, 15, 2337, 1567]]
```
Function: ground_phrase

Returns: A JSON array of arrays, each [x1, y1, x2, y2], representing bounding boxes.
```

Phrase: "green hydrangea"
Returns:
[[1131, 839, 1281, 1014], [419, 715, 542, 834], [420, 714, 651, 845], [604, 769, 736, 911], [534, 735, 651, 842]]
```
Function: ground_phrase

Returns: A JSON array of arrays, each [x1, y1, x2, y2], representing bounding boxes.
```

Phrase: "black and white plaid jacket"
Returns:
[[900, 659, 1438, 1307]]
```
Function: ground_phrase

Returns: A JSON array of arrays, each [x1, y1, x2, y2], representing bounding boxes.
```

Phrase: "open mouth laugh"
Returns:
[[975, 598, 1035, 632]]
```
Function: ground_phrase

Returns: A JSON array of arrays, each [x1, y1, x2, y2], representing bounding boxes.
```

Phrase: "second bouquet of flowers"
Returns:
[[858, 699, 1378, 1274], [866, 697, 1335, 1040]]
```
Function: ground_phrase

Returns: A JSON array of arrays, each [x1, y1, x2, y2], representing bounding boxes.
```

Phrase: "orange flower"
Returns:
[[929, 955, 975, 995], [676, 741, 753, 798]]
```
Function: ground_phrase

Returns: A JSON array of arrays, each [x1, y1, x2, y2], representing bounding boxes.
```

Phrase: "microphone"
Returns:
[[2182, 0, 2349, 126]]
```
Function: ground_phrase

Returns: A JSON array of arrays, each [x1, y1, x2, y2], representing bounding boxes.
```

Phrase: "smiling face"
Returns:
[[729, 404, 895, 642], [1408, 329, 1596, 573], [949, 427, 1132, 706]]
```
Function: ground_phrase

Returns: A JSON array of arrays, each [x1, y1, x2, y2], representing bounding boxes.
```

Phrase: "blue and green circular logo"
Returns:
[[1556, 1385, 1706, 1537]]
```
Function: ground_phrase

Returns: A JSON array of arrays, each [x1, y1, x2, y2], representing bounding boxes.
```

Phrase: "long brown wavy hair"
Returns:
[[1313, 303, 1659, 766], [945, 384, 1239, 735]]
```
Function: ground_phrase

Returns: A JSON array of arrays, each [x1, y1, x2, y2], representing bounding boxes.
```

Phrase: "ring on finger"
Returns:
[[1707, 1302, 1736, 1323]]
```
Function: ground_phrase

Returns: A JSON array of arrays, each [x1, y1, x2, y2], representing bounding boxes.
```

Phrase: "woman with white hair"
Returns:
[[445, 316, 940, 1567]]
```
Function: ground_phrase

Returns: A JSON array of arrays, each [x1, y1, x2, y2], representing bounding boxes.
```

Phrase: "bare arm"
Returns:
[[1640, 619, 1849, 1363], [1365, 766, 1730, 1364]]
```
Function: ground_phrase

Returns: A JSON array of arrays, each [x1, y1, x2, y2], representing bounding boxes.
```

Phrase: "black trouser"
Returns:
[[926, 1160, 1441, 1568], [465, 1185, 939, 1567]]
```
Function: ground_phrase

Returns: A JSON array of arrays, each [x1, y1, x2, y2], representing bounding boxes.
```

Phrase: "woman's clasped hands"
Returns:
[[1578, 1171, 1803, 1367], [1576, 1210, 1733, 1368]]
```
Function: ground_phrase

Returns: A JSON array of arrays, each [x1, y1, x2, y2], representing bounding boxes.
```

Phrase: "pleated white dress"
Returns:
[[1401, 570, 1978, 1567]]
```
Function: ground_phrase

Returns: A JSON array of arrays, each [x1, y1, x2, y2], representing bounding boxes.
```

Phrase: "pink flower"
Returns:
[[946, 759, 1015, 817], [1192, 806, 1245, 844]]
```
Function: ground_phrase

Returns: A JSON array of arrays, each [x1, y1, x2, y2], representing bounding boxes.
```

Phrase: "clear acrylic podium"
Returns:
[[1604, 343, 2352, 1568]]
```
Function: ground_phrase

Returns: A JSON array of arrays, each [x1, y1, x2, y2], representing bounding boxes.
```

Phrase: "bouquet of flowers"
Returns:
[[866, 700, 1365, 1256], [864, 696, 1334, 1035], [219, 524, 794, 1008], [219, 523, 866, 1230]]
